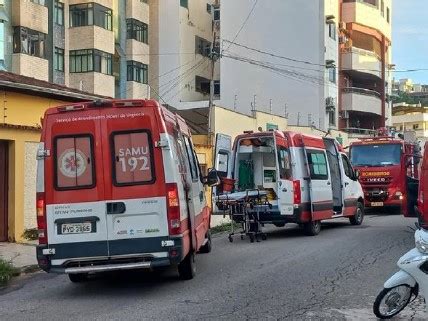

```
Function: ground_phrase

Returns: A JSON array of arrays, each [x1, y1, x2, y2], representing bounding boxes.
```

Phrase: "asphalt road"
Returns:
[[1, 214, 427, 320]]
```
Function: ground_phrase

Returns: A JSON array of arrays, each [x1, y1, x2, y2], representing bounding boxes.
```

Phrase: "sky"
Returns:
[[393, 0, 428, 84]]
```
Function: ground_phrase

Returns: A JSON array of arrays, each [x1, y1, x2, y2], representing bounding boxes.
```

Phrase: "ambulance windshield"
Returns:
[[350, 144, 402, 167]]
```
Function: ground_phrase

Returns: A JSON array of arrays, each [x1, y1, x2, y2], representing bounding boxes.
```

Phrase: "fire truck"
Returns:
[[349, 130, 421, 217]]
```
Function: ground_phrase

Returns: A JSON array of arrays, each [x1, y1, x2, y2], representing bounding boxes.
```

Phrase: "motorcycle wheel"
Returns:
[[373, 285, 413, 319]]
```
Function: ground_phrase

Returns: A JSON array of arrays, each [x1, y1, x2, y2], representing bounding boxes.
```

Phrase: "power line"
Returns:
[[223, 0, 259, 53], [223, 40, 428, 73]]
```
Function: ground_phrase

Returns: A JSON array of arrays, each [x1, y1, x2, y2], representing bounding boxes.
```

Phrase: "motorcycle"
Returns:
[[373, 225, 428, 319]]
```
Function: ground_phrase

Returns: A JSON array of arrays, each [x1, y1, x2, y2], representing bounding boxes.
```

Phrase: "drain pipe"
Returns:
[[118, 0, 127, 98]]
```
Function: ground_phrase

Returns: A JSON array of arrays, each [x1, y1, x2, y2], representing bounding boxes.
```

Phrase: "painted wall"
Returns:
[[220, 0, 328, 129], [0, 91, 85, 242]]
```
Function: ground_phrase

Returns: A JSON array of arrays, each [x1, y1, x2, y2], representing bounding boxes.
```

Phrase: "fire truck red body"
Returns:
[[349, 135, 420, 217]]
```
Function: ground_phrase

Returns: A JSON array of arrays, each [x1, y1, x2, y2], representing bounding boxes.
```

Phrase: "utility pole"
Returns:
[[269, 99, 272, 114], [208, 27, 219, 142], [234, 94, 238, 110], [297, 112, 301, 126]]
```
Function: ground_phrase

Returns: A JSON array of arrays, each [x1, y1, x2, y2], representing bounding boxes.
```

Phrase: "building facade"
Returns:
[[339, 0, 392, 133], [0, 0, 150, 98], [0, 71, 104, 242], [392, 103, 428, 144]]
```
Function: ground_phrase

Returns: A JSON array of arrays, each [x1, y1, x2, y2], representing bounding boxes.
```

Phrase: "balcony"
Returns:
[[342, 87, 382, 115], [342, 0, 391, 40], [342, 47, 382, 79]]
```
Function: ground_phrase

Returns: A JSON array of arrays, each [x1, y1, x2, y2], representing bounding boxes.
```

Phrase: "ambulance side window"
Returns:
[[307, 150, 328, 180], [54, 135, 95, 190], [277, 147, 292, 180], [341, 155, 353, 178], [183, 136, 199, 181]]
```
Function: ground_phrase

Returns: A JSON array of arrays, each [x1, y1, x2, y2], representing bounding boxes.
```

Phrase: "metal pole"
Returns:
[[208, 30, 217, 141]]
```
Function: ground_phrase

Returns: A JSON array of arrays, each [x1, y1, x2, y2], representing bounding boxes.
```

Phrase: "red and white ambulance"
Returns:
[[213, 130, 365, 235], [36, 99, 216, 282]]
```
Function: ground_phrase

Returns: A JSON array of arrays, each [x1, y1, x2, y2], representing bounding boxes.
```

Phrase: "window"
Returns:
[[0, 22, 4, 66], [31, 0, 47, 6], [126, 18, 148, 44], [386, 7, 390, 23], [350, 144, 401, 167], [195, 76, 210, 95], [112, 131, 155, 186], [328, 67, 336, 83], [140, 0, 148, 3], [184, 136, 199, 180], [207, 4, 212, 13], [214, 80, 220, 95], [54, 47, 64, 72], [328, 111, 335, 126], [216, 152, 229, 174], [70, 49, 112, 75], [70, 3, 112, 30], [195, 36, 211, 57], [13, 27, 47, 59], [213, 7, 220, 21], [413, 124, 419, 130], [277, 147, 292, 180], [54, 1, 64, 25], [307, 150, 328, 180], [341, 155, 353, 179], [54, 135, 95, 190], [127, 61, 148, 84], [180, 0, 188, 8], [328, 23, 336, 40]]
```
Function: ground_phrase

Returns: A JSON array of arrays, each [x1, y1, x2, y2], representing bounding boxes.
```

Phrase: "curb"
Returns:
[[19, 264, 40, 274]]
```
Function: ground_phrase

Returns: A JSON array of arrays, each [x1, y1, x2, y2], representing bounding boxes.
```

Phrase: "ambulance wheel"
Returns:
[[303, 220, 321, 236], [350, 202, 364, 226], [199, 230, 212, 253], [178, 251, 196, 280], [68, 273, 88, 283]]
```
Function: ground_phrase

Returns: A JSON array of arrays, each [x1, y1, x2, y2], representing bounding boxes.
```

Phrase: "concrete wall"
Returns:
[[126, 81, 150, 99], [23, 141, 38, 230], [12, 0, 49, 34], [126, 0, 149, 23], [69, 72, 115, 97], [11, 54, 49, 81], [220, 0, 326, 128], [126, 39, 149, 65], [342, 91, 382, 115], [342, 0, 392, 40], [69, 26, 115, 54]]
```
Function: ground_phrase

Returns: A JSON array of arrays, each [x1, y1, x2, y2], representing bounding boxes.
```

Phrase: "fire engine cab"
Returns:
[[349, 131, 421, 216]]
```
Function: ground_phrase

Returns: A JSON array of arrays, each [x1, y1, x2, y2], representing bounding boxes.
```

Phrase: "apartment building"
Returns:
[[339, 0, 392, 133], [148, 0, 220, 107], [0, 0, 150, 97], [392, 102, 428, 146]]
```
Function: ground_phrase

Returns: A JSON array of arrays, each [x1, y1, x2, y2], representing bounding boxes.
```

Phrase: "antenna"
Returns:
[[234, 94, 237, 110], [269, 99, 272, 114]]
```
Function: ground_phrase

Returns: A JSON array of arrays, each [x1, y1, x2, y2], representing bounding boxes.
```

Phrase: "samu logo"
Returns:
[[59, 149, 87, 178]]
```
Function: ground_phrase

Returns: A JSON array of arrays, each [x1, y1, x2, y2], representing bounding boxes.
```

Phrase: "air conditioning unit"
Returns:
[[339, 22, 346, 30], [339, 110, 349, 119]]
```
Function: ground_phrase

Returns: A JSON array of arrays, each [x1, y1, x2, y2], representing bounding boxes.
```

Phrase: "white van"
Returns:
[[213, 130, 365, 236]]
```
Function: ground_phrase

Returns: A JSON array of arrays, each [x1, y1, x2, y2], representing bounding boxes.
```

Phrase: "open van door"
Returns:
[[213, 134, 232, 196], [300, 135, 333, 220], [274, 132, 294, 215]]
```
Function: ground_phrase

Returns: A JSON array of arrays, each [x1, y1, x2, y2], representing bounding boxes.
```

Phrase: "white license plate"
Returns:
[[61, 223, 92, 234], [371, 202, 384, 207]]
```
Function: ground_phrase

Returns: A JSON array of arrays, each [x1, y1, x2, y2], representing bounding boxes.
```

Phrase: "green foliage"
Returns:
[[22, 228, 39, 241], [211, 222, 240, 234], [0, 259, 18, 286]]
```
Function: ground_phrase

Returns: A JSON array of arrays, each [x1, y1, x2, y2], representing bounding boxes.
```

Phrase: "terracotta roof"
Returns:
[[0, 123, 41, 131], [0, 71, 109, 101]]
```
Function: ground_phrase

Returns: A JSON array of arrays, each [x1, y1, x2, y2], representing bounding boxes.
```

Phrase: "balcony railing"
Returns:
[[341, 46, 381, 60], [342, 87, 381, 98], [343, 127, 377, 137]]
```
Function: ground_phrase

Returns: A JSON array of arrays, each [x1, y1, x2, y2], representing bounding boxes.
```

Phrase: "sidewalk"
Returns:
[[0, 242, 38, 271]]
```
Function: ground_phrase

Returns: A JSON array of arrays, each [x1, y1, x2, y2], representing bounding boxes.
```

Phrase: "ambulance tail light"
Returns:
[[293, 180, 301, 205], [36, 192, 48, 245], [166, 183, 181, 235]]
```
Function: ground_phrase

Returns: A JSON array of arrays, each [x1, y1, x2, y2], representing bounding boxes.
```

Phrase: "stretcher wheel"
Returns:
[[240, 235, 244, 240], [250, 234, 255, 243], [228, 235, 233, 243], [261, 234, 267, 241]]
